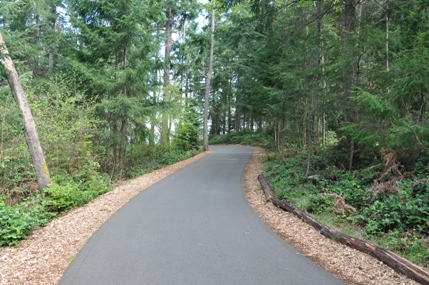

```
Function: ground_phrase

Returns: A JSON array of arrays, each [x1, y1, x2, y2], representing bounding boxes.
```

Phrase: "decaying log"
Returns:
[[257, 174, 274, 202], [258, 173, 429, 285]]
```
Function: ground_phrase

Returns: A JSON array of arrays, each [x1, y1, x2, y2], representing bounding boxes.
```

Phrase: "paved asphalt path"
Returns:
[[59, 145, 345, 285]]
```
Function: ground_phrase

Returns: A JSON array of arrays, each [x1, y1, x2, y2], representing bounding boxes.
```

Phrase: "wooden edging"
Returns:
[[258, 174, 429, 285]]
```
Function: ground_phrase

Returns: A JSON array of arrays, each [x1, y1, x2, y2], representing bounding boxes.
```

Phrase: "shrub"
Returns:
[[45, 170, 110, 212], [0, 197, 56, 246], [209, 132, 274, 149]]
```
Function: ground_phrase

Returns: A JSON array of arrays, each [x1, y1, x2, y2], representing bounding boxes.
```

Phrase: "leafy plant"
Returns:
[[0, 197, 56, 246]]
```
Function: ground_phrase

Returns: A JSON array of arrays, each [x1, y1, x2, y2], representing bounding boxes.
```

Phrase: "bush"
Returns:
[[174, 103, 201, 151], [125, 144, 202, 179], [30, 86, 98, 178], [362, 182, 429, 235], [209, 132, 274, 149], [0, 197, 56, 246], [45, 169, 111, 212]]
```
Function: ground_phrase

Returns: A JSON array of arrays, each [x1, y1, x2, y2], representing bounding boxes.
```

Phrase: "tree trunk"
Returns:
[[161, 8, 173, 146], [344, 0, 357, 171], [322, 113, 326, 145], [227, 80, 232, 134], [48, 5, 57, 73], [203, 6, 215, 151], [118, 44, 129, 175], [306, 112, 312, 176], [0, 32, 51, 193], [33, 15, 41, 77], [344, 0, 356, 117]]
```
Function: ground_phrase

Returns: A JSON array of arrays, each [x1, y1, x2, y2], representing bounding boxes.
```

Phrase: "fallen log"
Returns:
[[258, 173, 429, 285], [257, 174, 274, 202]]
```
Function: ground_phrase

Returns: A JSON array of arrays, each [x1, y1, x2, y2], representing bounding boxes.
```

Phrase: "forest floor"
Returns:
[[0, 146, 421, 285]]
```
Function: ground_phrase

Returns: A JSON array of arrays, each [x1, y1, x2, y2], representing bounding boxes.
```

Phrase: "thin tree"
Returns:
[[0, 32, 51, 193], [203, 2, 215, 151], [161, 7, 173, 146]]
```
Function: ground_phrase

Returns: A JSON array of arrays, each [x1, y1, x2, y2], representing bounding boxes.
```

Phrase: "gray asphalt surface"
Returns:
[[59, 145, 345, 285]]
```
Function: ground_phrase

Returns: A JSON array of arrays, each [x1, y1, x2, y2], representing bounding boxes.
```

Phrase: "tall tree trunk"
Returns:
[[227, 105, 232, 134], [161, 8, 173, 146], [203, 6, 215, 151], [344, 0, 357, 170], [33, 15, 41, 77], [149, 38, 161, 147], [149, 68, 158, 147], [344, 0, 356, 115], [227, 79, 232, 134], [149, 92, 157, 146], [48, 4, 57, 73], [280, 112, 285, 160], [306, 102, 312, 176], [314, 0, 323, 148], [118, 44, 129, 175], [111, 120, 118, 177], [385, 2, 390, 72], [0, 32, 51, 193], [322, 113, 326, 145]]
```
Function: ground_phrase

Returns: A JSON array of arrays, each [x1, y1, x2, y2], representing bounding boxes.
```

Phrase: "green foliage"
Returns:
[[30, 79, 99, 177], [0, 197, 56, 246], [125, 144, 201, 179], [363, 182, 429, 236], [0, 94, 35, 190], [209, 132, 275, 149], [265, 148, 429, 267], [375, 231, 429, 267], [0, 161, 110, 246], [0, 139, 204, 247], [307, 194, 335, 215], [44, 161, 111, 212], [174, 102, 201, 151]]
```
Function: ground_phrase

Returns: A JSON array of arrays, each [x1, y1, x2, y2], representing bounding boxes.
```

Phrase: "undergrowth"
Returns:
[[265, 150, 429, 268], [0, 147, 202, 247], [209, 131, 275, 149]]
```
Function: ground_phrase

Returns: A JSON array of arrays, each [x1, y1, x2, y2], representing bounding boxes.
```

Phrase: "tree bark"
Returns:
[[203, 6, 215, 151], [118, 44, 129, 175], [0, 32, 51, 193], [33, 15, 41, 77], [48, 4, 57, 73], [161, 8, 173, 146], [344, 0, 358, 171]]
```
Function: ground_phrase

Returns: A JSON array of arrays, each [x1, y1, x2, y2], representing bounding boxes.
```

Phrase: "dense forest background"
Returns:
[[1, 0, 429, 269]]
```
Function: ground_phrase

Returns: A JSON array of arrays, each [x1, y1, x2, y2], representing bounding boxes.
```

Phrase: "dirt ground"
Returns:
[[0, 146, 422, 284]]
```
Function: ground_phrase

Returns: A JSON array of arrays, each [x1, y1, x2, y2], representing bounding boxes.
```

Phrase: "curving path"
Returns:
[[59, 145, 345, 285]]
